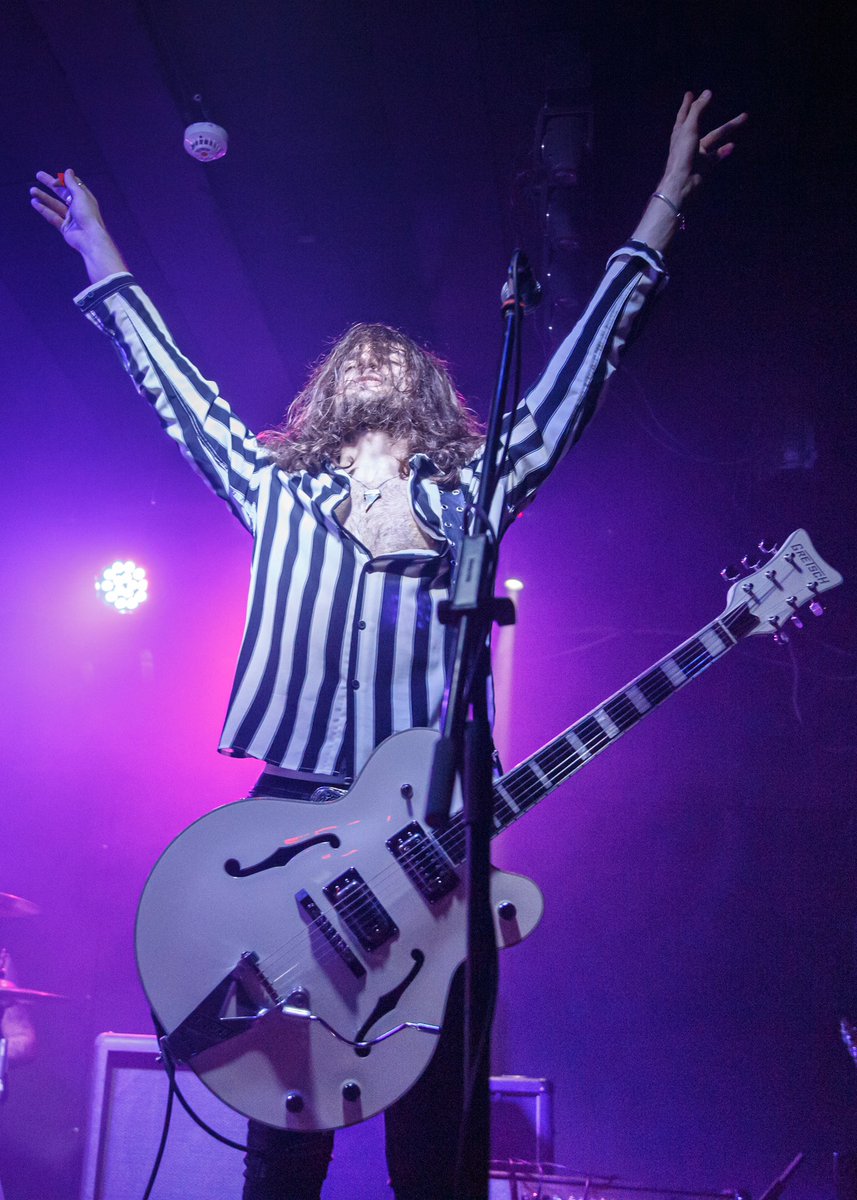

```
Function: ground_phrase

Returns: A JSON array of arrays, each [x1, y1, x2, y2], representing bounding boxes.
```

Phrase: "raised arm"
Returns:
[[30, 169, 269, 531], [30, 168, 128, 283], [493, 90, 747, 524], [632, 91, 748, 252]]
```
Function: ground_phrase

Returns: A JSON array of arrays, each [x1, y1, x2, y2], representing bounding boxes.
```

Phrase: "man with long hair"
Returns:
[[32, 90, 744, 1200]]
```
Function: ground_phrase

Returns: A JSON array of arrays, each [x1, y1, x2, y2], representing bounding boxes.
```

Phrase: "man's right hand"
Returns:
[[30, 169, 129, 283]]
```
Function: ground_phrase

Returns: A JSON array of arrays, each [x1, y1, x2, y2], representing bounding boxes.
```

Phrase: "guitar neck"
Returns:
[[435, 600, 760, 863]]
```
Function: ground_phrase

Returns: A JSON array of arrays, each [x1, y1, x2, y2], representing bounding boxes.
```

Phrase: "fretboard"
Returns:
[[436, 601, 759, 864]]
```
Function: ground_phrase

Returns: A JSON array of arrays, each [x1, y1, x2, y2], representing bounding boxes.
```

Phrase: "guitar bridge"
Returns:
[[297, 889, 367, 977], [161, 951, 278, 1063]]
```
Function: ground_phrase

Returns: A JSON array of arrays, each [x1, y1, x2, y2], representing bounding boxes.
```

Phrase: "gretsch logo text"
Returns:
[[790, 543, 830, 584]]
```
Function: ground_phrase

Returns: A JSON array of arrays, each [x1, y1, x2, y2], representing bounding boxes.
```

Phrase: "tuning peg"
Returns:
[[809, 600, 824, 617], [720, 564, 742, 582], [741, 552, 764, 571], [758, 538, 778, 556], [790, 614, 804, 630], [773, 631, 790, 645]]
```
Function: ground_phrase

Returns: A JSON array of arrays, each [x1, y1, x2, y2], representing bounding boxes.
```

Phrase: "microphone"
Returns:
[[501, 251, 543, 314]]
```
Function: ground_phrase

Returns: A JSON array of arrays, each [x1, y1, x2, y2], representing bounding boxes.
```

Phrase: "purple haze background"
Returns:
[[1, 1, 855, 1197]]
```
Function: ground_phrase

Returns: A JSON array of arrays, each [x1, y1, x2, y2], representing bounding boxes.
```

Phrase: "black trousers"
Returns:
[[241, 771, 466, 1200]]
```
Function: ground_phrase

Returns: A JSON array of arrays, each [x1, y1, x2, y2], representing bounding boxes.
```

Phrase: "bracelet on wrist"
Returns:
[[651, 191, 685, 231]]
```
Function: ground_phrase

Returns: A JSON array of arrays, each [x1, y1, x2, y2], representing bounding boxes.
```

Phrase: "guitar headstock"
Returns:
[[720, 529, 843, 640]]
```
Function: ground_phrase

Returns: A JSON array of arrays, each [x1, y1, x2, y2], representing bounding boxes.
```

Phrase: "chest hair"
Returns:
[[340, 476, 440, 557]]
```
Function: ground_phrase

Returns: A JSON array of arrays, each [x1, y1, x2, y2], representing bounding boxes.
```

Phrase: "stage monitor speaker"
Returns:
[[490, 1074, 554, 1168], [80, 1034, 553, 1200]]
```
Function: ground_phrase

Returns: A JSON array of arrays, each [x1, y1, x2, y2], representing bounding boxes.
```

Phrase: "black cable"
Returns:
[[158, 1037, 250, 1154], [493, 251, 528, 513], [141, 1070, 174, 1200], [149, 1009, 250, 1155], [451, 252, 525, 1196]]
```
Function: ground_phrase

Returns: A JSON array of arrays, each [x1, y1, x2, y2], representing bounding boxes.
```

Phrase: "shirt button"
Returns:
[[351, 679, 360, 690], [358, 620, 367, 630]]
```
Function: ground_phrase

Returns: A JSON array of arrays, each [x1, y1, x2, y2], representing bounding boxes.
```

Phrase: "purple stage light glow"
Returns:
[[95, 560, 149, 614]]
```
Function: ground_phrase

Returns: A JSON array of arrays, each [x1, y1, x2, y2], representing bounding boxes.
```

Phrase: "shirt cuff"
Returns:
[[608, 240, 668, 277], [74, 272, 136, 312]]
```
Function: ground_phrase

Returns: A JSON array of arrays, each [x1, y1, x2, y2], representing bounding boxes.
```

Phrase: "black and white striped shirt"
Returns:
[[77, 241, 665, 777]]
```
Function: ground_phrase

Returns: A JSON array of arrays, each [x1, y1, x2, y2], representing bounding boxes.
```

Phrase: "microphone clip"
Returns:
[[501, 250, 543, 315]]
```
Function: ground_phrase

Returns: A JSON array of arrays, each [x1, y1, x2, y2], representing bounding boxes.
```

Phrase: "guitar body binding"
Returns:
[[135, 727, 544, 1131]]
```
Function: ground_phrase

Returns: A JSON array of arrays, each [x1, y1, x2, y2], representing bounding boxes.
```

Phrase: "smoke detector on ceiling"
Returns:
[[183, 121, 228, 162]]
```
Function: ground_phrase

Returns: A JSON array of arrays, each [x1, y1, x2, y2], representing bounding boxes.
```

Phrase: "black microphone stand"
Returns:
[[426, 251, 540, 1200]]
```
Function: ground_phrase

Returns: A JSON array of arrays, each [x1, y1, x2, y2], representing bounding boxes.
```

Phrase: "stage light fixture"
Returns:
[[95, 560, 149, 614]]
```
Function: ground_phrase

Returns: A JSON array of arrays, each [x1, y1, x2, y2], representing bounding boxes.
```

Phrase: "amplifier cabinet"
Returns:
[[80, 1033, 246, 1200], [80, 1034, 553, 1199]]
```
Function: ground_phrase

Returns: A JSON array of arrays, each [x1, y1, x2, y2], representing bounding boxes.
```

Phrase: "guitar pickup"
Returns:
[[297, 890, 366, 978], [387, 822, 459, 903], [323, 869, 398, 952]]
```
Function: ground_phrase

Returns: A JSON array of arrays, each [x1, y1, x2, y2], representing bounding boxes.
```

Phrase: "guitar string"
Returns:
[[259, 634, 726, 986], [261, 598, 764, 970], [261, 634, 726, 989], [263, 698, 713, 991], [279, 589, 783, 985], [256, 634, 727, 991]]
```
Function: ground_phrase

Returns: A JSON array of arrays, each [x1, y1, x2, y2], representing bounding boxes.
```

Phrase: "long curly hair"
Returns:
[[260, 323, 484, 485]]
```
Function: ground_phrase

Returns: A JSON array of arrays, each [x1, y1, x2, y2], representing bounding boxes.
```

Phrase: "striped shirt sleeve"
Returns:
[[478, 241, 667, 530], [76, 275, 269, 532]]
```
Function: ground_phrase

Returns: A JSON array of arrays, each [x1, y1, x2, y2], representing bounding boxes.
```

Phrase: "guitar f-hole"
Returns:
[[353, 949, 425, 1055], [224, 833, 341, 877]]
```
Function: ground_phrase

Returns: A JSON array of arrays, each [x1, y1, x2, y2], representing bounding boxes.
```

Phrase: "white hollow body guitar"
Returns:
[[135, 530, 842, 1132]]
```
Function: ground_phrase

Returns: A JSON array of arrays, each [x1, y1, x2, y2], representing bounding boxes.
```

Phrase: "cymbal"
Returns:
[[0, 893, 40, 918], [0, 979, 64, 1006]]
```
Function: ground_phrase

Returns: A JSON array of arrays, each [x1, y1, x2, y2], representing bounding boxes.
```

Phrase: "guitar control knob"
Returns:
[[342, 1080, 361, 1102], [497, 902, 517, 922], [285, 1092, 304, 1114]]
